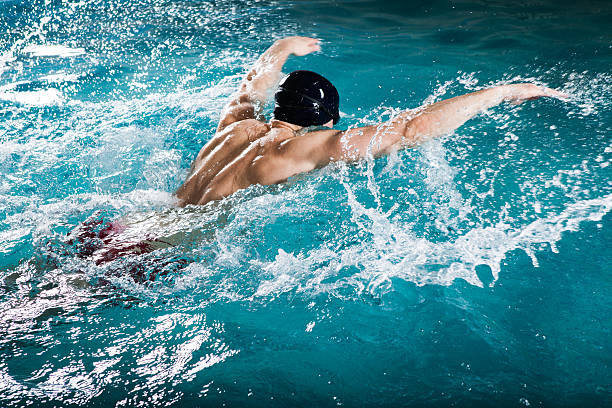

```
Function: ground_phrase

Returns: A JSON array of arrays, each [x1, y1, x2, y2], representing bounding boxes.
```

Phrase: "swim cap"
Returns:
[[273, 70, 340, 127]]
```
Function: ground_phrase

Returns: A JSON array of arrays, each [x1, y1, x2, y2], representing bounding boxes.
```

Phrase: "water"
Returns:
[[1, 0, 611, 406]]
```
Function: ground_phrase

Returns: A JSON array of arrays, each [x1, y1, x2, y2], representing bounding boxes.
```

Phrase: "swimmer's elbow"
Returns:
[[378, 113, 426, 151], [401, 115, 430, 146]]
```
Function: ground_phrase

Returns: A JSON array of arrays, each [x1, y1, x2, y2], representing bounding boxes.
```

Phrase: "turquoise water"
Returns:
[[1, 0, 611, 406]]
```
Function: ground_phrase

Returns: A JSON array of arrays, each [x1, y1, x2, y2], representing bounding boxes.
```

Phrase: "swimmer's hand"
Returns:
[[505, 83, 570, 105], [277, 36, 321, 56]]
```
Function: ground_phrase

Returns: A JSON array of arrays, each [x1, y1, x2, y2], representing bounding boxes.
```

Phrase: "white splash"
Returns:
[[0, 16, 51, 76], [0, 87, 64, 106], [40, 72, 81, 83], [23, 44, 85, 58], [253, 193, 611, 298]]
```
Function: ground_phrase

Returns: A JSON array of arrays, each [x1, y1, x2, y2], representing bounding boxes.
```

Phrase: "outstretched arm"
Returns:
[[248, 84, 568, 189], [216, 36, 321, 132], [328, 83, 569, 160]]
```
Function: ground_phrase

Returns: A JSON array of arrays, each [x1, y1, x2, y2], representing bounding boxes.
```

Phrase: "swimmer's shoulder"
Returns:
[[278, 128, 342, 159], [218, 119, 271, 141], [300, 128, 343, 147], [303, 128, 342, 138]]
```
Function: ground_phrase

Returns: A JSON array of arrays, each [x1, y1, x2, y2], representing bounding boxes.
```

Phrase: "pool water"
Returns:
[[1, 0, 611, 406]]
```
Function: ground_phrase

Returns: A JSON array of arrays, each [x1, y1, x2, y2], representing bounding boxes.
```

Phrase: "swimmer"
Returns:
[[71, 36, 569, 268], [176, 36, 569, 206]]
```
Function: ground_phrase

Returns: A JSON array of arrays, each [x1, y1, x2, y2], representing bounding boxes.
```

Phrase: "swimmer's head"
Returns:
[[273, 70, 340, 128]]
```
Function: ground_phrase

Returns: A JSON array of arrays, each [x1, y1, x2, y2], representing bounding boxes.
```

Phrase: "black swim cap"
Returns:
[[273, 70, 340, 127]]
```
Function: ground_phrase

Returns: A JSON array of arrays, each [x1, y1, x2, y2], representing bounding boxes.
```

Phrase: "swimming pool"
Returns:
[[1, 0, 610, 406]]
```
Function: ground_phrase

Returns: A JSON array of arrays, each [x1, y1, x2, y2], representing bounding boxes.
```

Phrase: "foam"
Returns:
[[22, 44, 85, 58], [40, 72, 81, 83], [0, 88, 64, 106]]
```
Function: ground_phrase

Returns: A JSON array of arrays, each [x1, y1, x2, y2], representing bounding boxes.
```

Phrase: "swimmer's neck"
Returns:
[[269, 119, 303, 134], [269, 119, 334, 138]]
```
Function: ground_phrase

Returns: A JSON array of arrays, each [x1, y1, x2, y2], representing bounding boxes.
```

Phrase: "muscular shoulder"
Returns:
[[279, 128, 342, 160], [304, 128, 342, 139], [211, 119, 270, 149], [224, 119, 270, 142], [217, 119, 270, 135], [247, 129, 341, 186]]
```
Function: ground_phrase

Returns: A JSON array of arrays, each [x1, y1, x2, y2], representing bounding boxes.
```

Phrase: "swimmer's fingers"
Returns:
[[528, 85, 570, 101], [541, 87, 571, 101], [281, 36, 321, 56]]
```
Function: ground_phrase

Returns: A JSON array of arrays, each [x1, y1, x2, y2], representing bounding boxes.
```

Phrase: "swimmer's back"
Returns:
[[175, 118, 342, 206], [176, 119, 270, 206]]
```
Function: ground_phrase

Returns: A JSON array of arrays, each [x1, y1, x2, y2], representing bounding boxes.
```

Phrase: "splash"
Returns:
[[253, 193, 611, 296], [22, 44, 85, 58], [0, 85, 64, 106]]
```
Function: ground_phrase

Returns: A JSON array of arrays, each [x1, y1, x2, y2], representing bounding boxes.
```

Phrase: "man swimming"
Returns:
[[70, 36, 569, 270], [176, 36, 568, 206]]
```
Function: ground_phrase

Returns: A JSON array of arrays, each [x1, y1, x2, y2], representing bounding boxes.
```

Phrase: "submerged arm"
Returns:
[[217, 36, 321, 131], [329, 83, 569, 161]]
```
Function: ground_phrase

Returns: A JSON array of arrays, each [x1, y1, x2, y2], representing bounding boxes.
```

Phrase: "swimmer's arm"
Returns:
[[217, 36, 321, 132], [326, 84, 569, 161]]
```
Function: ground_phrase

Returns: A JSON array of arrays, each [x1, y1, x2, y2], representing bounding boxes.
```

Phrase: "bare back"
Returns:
[[176, 119, 339, 206]]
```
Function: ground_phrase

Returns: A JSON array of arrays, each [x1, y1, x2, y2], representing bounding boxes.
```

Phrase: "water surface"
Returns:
[[0, 0, 611, 406]]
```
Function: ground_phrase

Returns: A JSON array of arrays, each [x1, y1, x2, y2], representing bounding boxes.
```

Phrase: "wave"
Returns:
[[254, 193, 611, 297]]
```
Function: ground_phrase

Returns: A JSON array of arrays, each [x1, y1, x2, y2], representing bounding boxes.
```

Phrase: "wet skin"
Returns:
[[176, 36, 569, 206]]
